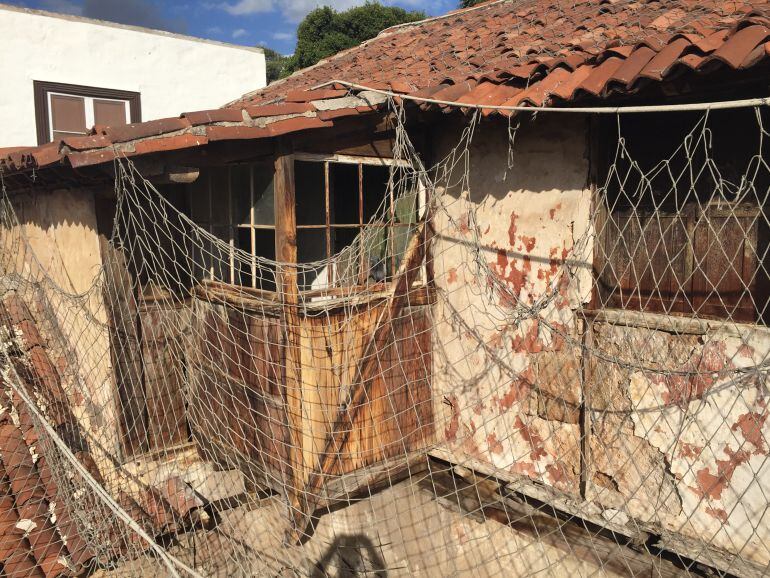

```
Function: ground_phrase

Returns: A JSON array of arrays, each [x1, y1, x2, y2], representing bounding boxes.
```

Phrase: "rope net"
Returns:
[[1, 98, 769, 577]]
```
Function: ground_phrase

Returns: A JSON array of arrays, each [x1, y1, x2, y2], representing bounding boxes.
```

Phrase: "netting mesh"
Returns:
[[1, 97, 770, 577]]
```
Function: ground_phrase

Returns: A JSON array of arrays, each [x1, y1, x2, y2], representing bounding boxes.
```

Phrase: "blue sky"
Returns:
[[5, 0, 457, 54]]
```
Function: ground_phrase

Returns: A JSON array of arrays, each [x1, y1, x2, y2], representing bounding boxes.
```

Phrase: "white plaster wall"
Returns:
[[0, 4, 265, 148]]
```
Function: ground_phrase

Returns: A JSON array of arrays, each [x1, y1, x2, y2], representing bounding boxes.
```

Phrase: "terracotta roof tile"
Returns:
[[285, 88, 349, 102], [244, 102, 315, 117], [3, 0, 770, 178], [182, 108, 245, 125], [708, 23, 770, 67], [0, 294, 102, 576], [104, 117, 191, 143], [639, 37, 693, 80], [576, 56, 625, 95], [67, 148, 117, 169], [609, 46, 657, 85], [206, 125, 271, 141], [316, 107, 362, 121], [133, 134, 208, 156]]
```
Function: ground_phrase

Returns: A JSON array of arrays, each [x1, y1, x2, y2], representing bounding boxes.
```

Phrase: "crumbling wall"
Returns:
[[589, 319, 770, 567], [428, 113, 770, 571], [2, 188, 119, 480], [430, 114, 592, 497]]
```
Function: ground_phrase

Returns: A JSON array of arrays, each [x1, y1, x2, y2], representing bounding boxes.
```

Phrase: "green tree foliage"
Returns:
[[460, 0, 485, 7], [261, 46, 291, 84], [284, 2, 425, 75]]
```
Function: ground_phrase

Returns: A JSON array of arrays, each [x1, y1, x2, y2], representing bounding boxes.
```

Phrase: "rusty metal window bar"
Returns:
[[293, 153, 423, 291]]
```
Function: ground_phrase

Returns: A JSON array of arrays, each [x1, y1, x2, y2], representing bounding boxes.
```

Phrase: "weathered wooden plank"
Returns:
[[290, 223, 428, 541], [187, 300, 289, 477], [140, 304, 190, 451]]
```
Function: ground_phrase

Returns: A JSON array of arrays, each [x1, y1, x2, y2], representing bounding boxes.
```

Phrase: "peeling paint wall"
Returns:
[[429, 113, 770, 569], [589, 321, 770, 566], [430, 114, 592, 496]]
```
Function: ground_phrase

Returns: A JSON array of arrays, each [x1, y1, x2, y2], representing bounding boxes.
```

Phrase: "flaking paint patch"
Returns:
[[626, 327, 770, 565]]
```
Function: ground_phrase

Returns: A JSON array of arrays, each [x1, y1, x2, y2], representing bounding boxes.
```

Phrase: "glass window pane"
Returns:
[[210, 167, 230, 225], [94, 99, 128, 127], [210, 224, 232, 282], [330, 163, 360, 225], [188, 170, 210, 223], [361, 225, 388, 283], [50, 94, 86, 134], [394, 190, 418, 225], [253, 229, 277, 291], [295, 161, 325, 226], [253, 164, 275, 226], [362, 164, 390, 223], [231, 164, 251, 226], [390, 224, 416, 274]]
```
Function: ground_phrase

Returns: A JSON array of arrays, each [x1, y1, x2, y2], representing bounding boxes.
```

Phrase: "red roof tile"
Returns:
[[3, 0, 770, 177], [0, 290, 205, 576]]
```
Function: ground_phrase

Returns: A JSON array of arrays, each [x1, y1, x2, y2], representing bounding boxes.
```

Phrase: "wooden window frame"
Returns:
[[34, 80, 141, 145], [293, 152, 425, 290], [193, 151, 427, 295]]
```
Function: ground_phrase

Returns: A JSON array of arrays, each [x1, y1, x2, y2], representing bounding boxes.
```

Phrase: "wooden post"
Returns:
[[274, 139, 308, 535]]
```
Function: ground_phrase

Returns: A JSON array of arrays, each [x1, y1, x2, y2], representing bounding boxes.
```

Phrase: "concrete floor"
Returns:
[[97, 476, 631, 578]]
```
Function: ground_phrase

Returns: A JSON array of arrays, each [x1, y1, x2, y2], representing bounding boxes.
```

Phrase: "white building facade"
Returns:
[[0, 3, 265, 148]]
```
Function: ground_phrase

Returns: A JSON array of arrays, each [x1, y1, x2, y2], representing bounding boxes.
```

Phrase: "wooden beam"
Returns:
[[422, 457, 694, 578], [274, 138, 309, 536]]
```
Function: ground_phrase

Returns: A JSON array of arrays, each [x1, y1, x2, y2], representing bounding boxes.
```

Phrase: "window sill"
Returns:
[[581, 307, 767, 336], [194, 279, 435, 314]]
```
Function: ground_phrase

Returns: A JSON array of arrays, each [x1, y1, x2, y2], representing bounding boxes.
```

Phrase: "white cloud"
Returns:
[[219, 0, 273, 15], [215, 0, 446, 25], [272, 31, 294, 41], [207, 25, 223, 34], [280, 0, 362, 22], [232, 27, 248, 38]]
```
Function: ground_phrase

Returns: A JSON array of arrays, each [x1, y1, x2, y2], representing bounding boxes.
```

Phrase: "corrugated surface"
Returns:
[[3, 0, 770, 174], [240, 0, 770, 110]]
